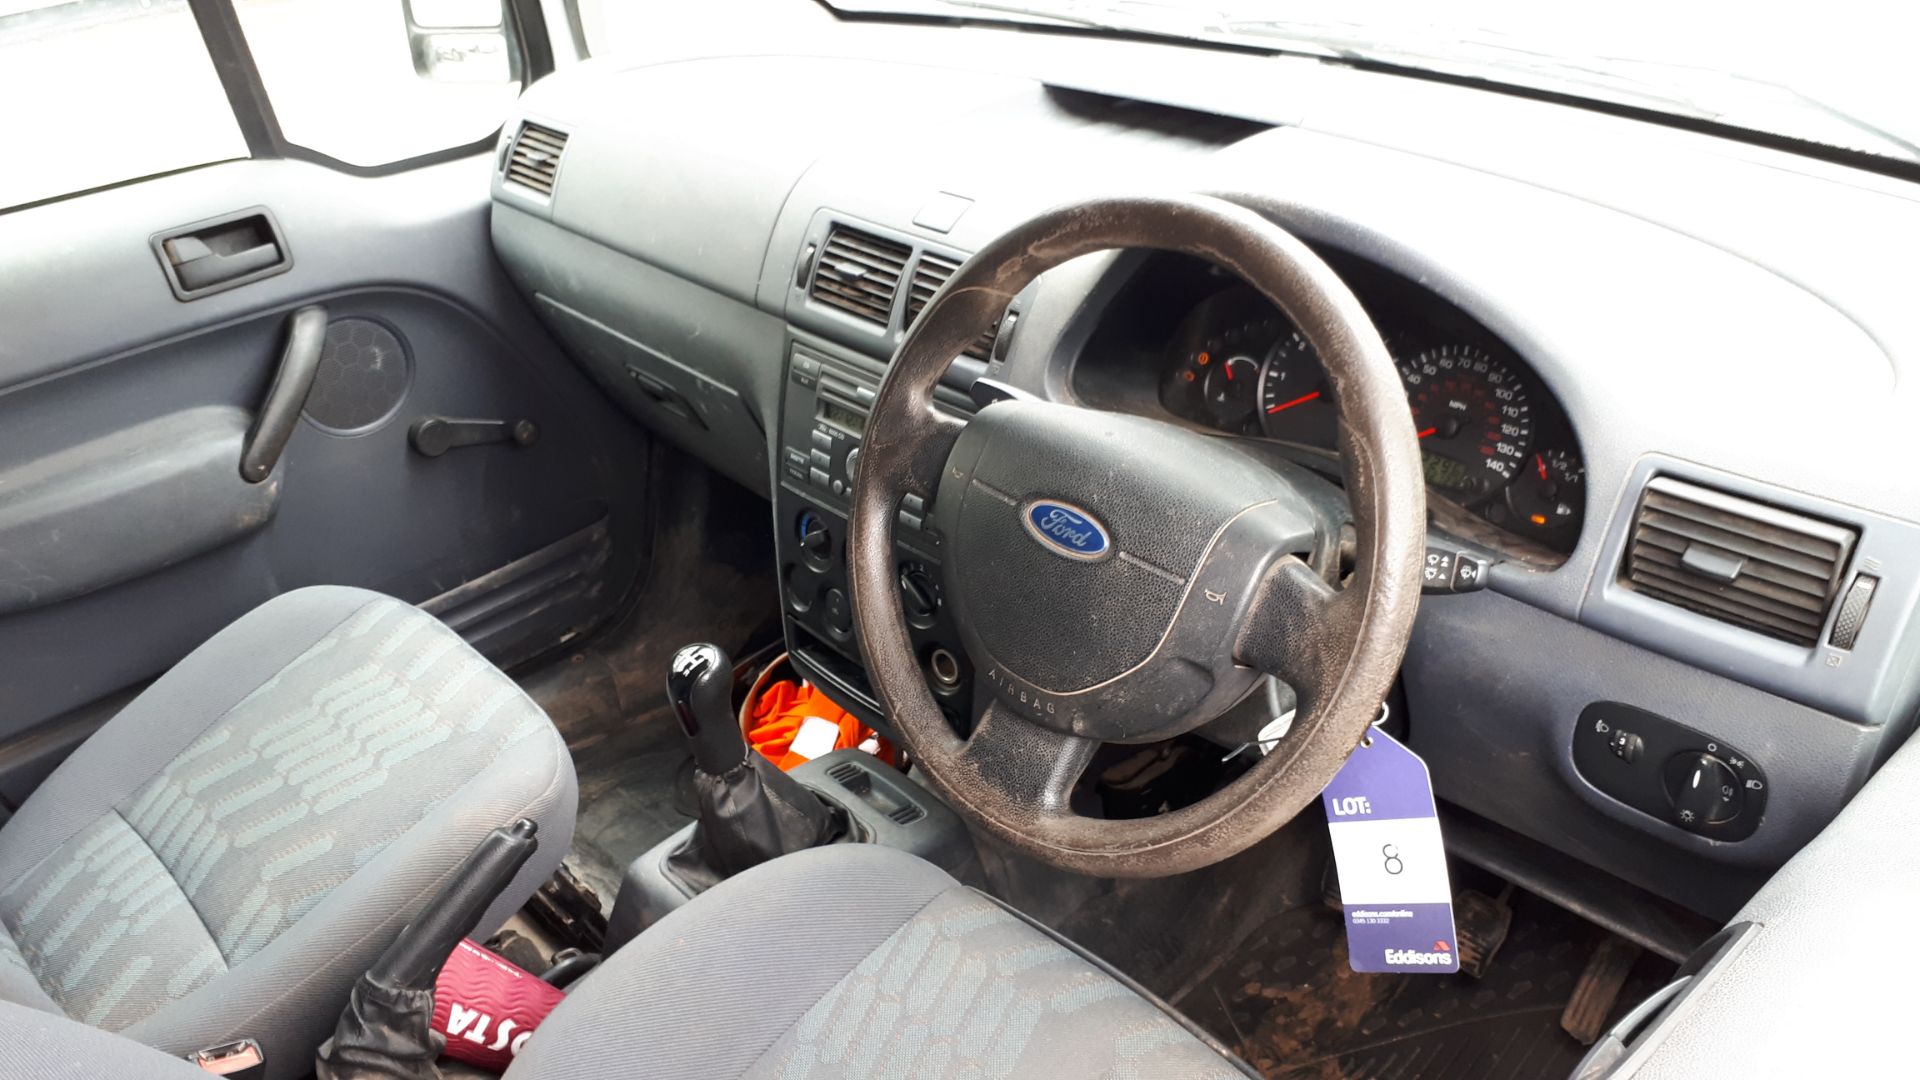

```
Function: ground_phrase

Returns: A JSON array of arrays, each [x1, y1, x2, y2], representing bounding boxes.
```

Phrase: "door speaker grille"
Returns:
[[303, 318, 412, 434]]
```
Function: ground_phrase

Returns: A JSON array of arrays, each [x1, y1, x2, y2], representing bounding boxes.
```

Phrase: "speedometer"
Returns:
[[1257, 330, 1339, 446], [1398, 344, 1533, 502]]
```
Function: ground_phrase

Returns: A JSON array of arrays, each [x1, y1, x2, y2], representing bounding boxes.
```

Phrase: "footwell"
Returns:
[[1180, 890, 1674, 1080]]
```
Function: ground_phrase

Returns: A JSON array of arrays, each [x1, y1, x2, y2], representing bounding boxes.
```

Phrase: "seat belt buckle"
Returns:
[[190, 1039, 265, 1079]]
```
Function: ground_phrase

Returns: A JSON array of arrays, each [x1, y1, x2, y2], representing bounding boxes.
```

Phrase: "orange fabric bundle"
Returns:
[[745, 679, 897, 771]]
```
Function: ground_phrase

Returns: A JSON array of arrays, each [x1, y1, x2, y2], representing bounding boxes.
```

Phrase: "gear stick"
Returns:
[[664, 644, 847, 891]]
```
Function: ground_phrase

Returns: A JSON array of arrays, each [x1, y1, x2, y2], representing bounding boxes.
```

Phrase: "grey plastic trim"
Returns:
[[1405, 589, 1874, 916], [1587, 922, 1756, 1079], [1579, 455, 1920, 727], [0, 406, 280, 616], [422, 514, 612, 668]]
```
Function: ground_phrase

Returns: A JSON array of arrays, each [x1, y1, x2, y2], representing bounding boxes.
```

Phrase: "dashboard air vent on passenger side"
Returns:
[[906, 252, 998, 359], [504, 122, 568, 196], [810, 225, 911, 327], [1620, 476, 1857, 647]]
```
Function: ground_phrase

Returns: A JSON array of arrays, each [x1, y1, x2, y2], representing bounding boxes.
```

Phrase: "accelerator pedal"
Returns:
[[1561, 935, 1644, 1045]]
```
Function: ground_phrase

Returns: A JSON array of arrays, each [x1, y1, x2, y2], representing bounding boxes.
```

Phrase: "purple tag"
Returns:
[[1321, 729, 1459, 974]]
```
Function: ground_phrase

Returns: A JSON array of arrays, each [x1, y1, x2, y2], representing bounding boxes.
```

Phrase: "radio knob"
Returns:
[[845, 447, 861, 481], [899, 562, 939, 627], [797, 511, 831, 571]]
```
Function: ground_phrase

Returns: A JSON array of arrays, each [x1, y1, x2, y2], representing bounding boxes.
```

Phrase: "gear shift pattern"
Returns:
[[668, 643, 748, 776], [665, 644, 848, 890]]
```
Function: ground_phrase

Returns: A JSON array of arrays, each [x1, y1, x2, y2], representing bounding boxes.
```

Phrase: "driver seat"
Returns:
[[2, 845, 1254, 1078]]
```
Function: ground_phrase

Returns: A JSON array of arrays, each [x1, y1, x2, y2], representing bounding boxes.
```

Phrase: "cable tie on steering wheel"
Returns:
[[1220, 707, 1298, 763], [1359, 701, 1390, 748]]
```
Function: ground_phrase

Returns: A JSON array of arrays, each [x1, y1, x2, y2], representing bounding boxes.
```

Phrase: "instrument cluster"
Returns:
[[1159, 284, 1586, 555]]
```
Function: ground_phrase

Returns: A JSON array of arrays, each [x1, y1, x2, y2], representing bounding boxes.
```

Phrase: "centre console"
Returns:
[[772, 335, 977, 738]]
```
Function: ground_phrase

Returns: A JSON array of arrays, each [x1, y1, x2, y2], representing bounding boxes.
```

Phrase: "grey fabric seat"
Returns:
[[0, 586, 575, 1079], [508, 844, 1253, 1079], [0, 844, 1250, 1078]]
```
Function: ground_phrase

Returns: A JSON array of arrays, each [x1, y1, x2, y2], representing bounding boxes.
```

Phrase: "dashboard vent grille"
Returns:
[[504, 122, 567, 196], [811, 225, 911, 326], [1620, 477, 1856, 647], [906, 252, 997, 359]]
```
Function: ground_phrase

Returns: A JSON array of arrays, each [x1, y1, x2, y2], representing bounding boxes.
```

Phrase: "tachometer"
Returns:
[[1257, 330, 1339, 446], [1398, 344, 1532, 502]]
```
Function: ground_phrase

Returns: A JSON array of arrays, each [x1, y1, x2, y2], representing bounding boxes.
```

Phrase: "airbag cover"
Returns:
[[935, 401, 1299, 694]]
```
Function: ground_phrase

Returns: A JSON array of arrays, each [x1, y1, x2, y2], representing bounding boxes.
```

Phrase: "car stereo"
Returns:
[[773, 339, 973, 738]]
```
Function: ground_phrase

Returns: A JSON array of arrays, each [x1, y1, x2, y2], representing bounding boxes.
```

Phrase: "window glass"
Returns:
[[574, 0, 830, 61], [233, 0, 522, 167], [0, 0, 246, 212]]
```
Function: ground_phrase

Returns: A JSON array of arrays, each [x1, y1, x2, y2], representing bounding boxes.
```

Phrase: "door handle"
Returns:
[[240, 305, 328, 483], [168, 237, 282, 292], [152, 207, 291, 300]]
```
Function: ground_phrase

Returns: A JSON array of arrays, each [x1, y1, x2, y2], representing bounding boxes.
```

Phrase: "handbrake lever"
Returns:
[[315, 819, 540, 1079]]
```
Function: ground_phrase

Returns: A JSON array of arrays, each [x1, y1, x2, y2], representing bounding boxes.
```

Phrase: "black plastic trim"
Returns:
[[819, 3, 1920, 187], [186, 0, 286, 157], [150, 205, 293, 301]]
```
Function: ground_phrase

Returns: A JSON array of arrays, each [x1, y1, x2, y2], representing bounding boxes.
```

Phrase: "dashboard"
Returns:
[[484, 16, 1920, 932], [1073, 254, 1586, 560]]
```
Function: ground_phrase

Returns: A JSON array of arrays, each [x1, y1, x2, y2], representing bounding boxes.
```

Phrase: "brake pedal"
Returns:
[[1561, 935, 1643, 1045], [1451, 888, 1515, 979]]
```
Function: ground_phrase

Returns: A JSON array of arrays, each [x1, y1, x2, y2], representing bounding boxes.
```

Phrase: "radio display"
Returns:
[[817, 398, 868, 436]]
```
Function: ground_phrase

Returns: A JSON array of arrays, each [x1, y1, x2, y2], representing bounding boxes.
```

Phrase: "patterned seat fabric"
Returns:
[[0, 588, 574, 1076], [504, 845, 1253, 1080]]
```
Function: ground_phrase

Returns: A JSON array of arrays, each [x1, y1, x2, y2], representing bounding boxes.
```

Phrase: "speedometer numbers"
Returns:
[[1398, 345, 1532, 503]]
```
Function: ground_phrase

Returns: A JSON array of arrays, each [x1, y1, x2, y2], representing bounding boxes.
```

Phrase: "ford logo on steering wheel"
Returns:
[[1022, 500, 1112, 561]]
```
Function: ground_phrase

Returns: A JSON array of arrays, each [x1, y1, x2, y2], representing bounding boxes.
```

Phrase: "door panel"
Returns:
[[0, 154, 651, 795]]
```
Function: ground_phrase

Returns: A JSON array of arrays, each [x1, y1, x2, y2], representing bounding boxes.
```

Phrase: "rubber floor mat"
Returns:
[[1178, 891, 1675, 1080]]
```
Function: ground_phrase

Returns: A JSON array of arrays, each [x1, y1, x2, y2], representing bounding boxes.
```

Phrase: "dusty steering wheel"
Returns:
[[848, 195, 1426, 877]]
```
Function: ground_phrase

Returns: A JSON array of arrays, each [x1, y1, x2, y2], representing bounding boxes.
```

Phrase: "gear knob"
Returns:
[[668, 643, 747, 775]]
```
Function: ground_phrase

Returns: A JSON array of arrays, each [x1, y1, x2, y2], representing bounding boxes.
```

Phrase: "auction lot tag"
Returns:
[[1321, 729, 1459, 974]]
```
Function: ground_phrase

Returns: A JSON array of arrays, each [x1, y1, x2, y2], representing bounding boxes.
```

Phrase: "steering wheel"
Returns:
[[849, 194, 1426, 878]]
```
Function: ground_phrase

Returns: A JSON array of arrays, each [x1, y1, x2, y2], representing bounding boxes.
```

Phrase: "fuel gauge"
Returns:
[[1506, 449, 1585, 530]]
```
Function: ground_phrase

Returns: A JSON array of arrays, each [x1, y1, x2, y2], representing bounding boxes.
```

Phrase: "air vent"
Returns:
[[810, 225, 911, 326], [826, 761, 872, 796], [1620, 477, 1857, 646], [888, 804, 926, 826], [504, 122, 567, 196], [906, 252, 997, 359]]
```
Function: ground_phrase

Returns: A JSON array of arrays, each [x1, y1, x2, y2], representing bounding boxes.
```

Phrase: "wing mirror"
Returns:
[[402, 0, 515, 83]]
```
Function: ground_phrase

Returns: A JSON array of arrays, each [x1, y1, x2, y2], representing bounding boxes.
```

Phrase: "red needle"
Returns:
[[1416, 426, 1437, 439], [1265, 390, 1321, 415], [1535, 453, 1549, 480]]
